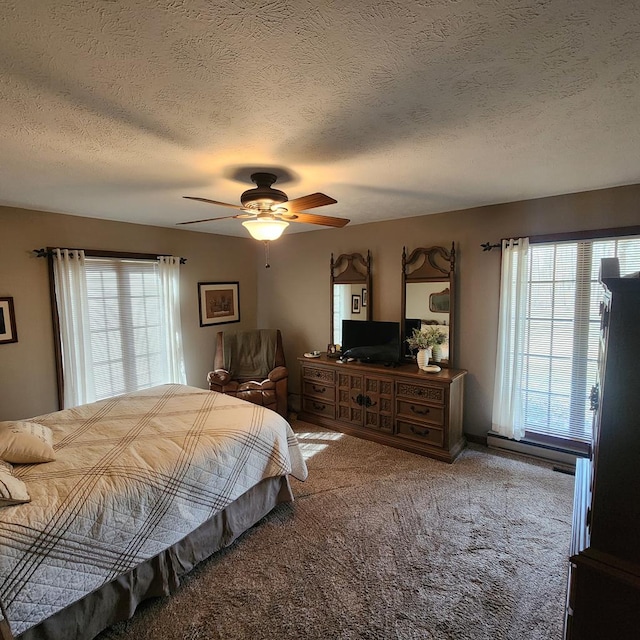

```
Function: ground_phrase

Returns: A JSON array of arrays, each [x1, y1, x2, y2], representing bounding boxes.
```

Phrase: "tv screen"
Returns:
[[341, 320, 401, 364]]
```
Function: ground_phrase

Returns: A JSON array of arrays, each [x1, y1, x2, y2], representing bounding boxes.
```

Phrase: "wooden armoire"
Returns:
[[564, 267, 640, 639]]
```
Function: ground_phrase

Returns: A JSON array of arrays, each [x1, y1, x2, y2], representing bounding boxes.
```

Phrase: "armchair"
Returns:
[[207, 329, 288, 418]]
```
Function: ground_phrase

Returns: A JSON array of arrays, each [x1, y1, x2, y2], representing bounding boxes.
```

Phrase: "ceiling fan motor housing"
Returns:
[[241, 172, 288, 210]]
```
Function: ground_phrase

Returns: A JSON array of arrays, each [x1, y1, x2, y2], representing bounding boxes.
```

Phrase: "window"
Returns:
[[521, 235, 640, 446], [333, 285, 350, 346], [85, 258, 166, 400], [52, 250, 185, 408]]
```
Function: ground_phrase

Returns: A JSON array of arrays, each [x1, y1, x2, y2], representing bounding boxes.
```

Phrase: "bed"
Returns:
[[0, 384, 308, 640]]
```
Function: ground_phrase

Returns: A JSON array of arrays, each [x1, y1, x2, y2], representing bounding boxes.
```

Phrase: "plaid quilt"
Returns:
[[0, 385, 307, 637]]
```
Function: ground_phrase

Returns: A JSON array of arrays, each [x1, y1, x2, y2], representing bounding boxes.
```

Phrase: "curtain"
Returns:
[[491, 238, 530, 441], [52, 249, 96, 408], [158, 256, 187, 384]]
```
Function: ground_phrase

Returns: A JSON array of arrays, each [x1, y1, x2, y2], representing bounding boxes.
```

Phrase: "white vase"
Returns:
[[416, 348, 432, 371]]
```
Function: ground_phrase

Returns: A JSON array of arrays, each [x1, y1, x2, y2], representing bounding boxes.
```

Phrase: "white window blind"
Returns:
[[85, 257, 167, 400], [522, 235, 640, 444]]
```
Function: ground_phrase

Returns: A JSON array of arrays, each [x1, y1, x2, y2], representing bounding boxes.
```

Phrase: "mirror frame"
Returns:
[[401, 243, 456, 368], [330, 251, 372, 346]]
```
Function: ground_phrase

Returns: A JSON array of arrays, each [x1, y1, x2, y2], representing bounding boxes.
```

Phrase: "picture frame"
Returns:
[[198, 282, 240, 327], [351, 294, 361, 314], [429, 287, 450, 313], [0, 297, 18, 344], [361, 287, 368, 307]]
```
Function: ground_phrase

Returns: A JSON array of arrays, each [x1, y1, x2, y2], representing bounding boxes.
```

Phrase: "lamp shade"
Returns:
[[242, 219, 289, 241]]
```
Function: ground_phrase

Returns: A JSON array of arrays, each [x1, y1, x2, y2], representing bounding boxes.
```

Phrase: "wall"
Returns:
[[257, 183, 640, 438], [2, 183, 638, 433], [0, 206, 258, 420]]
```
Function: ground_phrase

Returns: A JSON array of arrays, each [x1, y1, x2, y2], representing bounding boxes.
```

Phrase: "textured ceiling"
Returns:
[[1, 0, 639, 237]]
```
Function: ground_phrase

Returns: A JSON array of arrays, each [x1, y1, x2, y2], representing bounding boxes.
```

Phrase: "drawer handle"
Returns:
[[312, 401, 326, 411], [352, 394, 377, 408], [312, 384, 326, 393], [410, 405, 430, 415], [410, 426, 430, 437]]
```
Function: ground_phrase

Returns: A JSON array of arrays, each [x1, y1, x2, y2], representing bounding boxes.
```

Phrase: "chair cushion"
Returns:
[[223, 329, 278, 380], [235, 387, 277, 409]]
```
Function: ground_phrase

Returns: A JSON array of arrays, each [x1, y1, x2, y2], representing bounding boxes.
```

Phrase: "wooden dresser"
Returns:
[[297, 355, 467, 463], [564, 276, 640, 639]]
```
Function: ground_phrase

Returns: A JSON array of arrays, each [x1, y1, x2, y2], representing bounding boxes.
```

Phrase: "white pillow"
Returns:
[[0, 421, 56, 464], [0, 460, 31, 506]]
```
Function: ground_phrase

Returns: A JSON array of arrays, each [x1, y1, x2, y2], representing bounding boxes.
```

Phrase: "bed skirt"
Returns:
[[10, 475, 293, 640]]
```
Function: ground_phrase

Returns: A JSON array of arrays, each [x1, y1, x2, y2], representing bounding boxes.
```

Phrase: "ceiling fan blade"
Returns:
[[183, 196, 243, 210], [288, 212, 350, 228], [176, 213, 241, 225], [284, 193, 337, 213]]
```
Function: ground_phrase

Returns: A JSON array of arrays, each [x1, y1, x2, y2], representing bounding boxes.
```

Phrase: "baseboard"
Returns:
[[487, 431, 581, 468]]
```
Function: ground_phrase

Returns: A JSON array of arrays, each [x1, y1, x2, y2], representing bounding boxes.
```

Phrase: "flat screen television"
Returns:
[[341, 320, 401, 365]]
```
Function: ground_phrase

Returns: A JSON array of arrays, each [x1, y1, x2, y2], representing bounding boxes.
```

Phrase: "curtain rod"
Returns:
[[33, 248, 187, 264], [481, 225, 640, 252], [480, 242, 503, 252]]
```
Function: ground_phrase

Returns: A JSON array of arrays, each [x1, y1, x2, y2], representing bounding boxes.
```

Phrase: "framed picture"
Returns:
[[361, 287, 368, 307], [198, 282, 240, 327], [0, 297, 18, 344], [351, 294, 361, 314], [429, 288, 450, 313]]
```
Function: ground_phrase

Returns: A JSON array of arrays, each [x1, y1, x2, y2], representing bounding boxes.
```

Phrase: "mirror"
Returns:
[[330, 251, 372, 348], [401, 244, 456, 367]]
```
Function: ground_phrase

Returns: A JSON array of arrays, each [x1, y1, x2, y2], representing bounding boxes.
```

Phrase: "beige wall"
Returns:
[[0, 206, 258, 420], [257, 184, 640, 437], [2, 184, 639, 435]]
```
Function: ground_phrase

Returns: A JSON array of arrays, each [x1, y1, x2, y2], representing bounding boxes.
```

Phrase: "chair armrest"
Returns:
[[237, 380, 275, 391], [268, 366, 288, 383], [208, 369, 232, 386]]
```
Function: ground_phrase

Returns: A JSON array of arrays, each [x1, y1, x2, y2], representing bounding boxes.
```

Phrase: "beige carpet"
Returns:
[[99, 422, 574, 640]]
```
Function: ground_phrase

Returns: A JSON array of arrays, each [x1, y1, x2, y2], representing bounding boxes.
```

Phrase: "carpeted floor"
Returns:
[[99, 422, 574, 640]]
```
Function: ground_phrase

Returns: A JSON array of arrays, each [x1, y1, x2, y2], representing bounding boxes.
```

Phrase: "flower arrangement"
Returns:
[[405, 325, 448, 351]]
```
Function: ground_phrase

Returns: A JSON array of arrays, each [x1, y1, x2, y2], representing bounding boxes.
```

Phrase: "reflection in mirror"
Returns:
[[330, 251, 372, 348], [402, 244, 455, 367], [405, 282, 451, 362]]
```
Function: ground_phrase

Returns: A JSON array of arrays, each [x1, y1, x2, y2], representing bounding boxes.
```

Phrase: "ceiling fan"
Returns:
[[178, 172, 349, 241]]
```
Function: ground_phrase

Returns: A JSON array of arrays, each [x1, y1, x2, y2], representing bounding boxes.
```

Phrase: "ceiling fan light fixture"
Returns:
[[242, 218, 289, 241], [240, 173, 288, 209]]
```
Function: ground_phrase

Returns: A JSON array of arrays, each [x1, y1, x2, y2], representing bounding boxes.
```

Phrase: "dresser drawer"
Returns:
[[396, 399, 445, 427], [302, 397, 335, 419], [396, 419, 444, 448], [396, 381, 445, 406], [302, 379, 336, 402], [302, 365, 336, 385]]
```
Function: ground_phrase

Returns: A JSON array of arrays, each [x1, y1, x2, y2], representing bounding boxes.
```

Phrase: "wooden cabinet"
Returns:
[[298, 355, 466, 463], [565, 276, 640, 639], [335, 370, 394, 433]]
